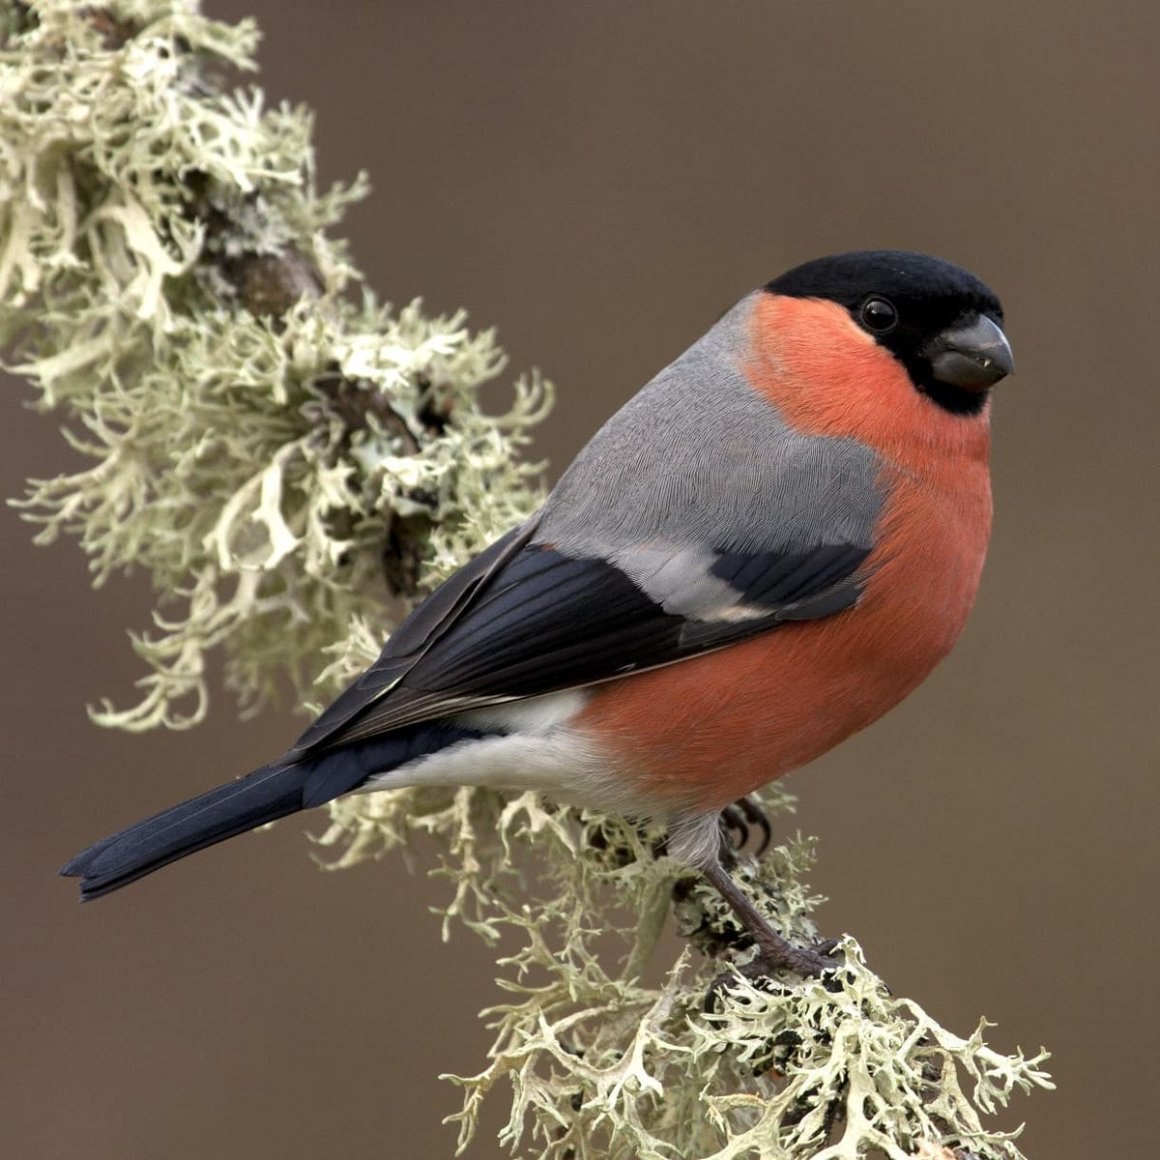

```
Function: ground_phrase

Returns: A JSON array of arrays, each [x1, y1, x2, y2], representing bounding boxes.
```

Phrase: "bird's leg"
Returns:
[[701, 856, 839, 978]]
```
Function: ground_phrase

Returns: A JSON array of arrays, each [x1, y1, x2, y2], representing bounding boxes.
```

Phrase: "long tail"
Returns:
[[60, 762, 313, 901], [60, 723, 488, 901]]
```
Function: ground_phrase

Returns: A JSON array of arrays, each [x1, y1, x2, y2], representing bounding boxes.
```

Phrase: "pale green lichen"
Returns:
[[2, 4, 1052, 1157], [1, 0, 549, 729], [318, 786, 1052, 1160]]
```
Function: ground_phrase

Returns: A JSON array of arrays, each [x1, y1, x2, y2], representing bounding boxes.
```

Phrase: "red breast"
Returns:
[[572, 293, 993, 813]]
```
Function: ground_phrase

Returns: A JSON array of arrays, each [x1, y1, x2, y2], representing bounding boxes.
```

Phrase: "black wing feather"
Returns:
[[409, 551, 676, 694], [291, 520, 539, 753], [297, 537, 871, 754], [710, 543, 868, 605]]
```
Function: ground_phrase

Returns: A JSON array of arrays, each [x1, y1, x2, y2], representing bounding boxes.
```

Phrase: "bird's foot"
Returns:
[[704, 937, 843, 1011], [754, 933, 842, 977], [717, 795, 773, 861], [699, 854, 843, 993]]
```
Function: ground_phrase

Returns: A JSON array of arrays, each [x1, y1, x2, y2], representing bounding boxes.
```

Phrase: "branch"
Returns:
[[0, 3, 1052, 1157], [0, 0, 549, 730]]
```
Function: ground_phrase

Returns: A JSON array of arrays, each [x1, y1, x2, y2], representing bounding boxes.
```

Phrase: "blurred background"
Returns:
[[4, 1, 1157, 1156]]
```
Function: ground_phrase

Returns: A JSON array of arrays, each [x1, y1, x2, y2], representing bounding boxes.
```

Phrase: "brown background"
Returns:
[[3, 2, 1157, 1157]]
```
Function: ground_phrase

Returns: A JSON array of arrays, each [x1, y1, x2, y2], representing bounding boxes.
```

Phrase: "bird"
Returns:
[[61, 250, 1013, 976]]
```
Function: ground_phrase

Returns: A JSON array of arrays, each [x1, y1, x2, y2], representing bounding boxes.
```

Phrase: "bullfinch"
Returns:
[[61, 250, 1013, 976]]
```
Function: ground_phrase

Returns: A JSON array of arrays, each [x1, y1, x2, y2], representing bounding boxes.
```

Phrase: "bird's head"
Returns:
[[764, 250, 1012, 418]]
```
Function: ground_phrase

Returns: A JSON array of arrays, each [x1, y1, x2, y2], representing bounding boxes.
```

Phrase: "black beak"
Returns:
[[925, 315, 1014, 391]]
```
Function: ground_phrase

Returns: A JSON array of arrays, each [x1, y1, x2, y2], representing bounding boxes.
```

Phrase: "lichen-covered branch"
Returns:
[[1, 3, 1052, 1157], [0, 0, 549, 730], [318, 786, 1051, 1160]]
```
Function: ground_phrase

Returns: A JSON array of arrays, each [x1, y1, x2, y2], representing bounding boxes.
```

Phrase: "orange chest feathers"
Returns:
[[573, 294, 994, 812], [574, 467, 991, 812]]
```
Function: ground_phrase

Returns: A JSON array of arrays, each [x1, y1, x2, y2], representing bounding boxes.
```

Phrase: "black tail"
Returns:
[[60, 722, 491, 900], [60, 762, 313, 901]]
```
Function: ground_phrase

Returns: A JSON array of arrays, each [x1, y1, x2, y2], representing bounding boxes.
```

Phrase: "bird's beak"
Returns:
[[925, 314, 1014, 390]]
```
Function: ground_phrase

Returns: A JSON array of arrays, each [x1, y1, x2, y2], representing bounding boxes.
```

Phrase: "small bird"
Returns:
[[62, 250, 1012, 976]]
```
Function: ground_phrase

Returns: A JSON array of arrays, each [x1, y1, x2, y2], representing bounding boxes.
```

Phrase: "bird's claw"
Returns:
[[718, 796, 773, 858], [702, 937, 844, 1011], [757, 934, 842, 979]]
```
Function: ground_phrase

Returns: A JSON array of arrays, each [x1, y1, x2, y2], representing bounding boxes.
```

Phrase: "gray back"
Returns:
[[536, 294, 884, 565]]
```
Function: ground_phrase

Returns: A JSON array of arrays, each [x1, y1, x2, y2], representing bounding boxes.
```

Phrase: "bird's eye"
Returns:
[[859, 296, 898, 334]]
